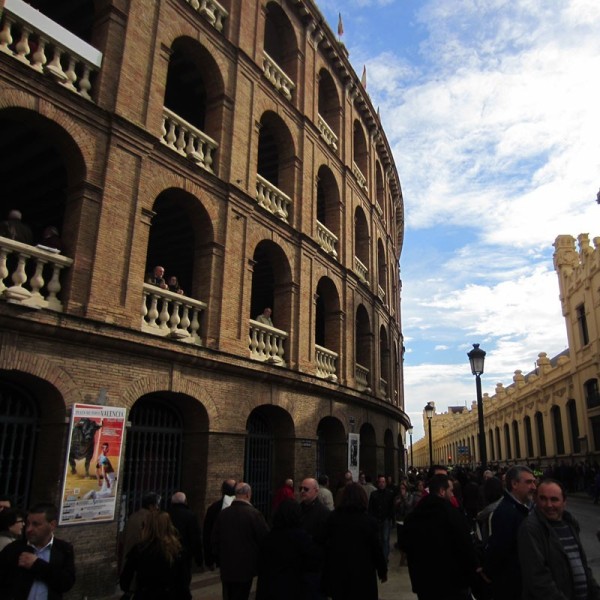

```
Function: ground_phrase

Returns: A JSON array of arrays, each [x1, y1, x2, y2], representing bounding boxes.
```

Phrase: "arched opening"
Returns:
[[495, 427, 502, 461], [524, 416, 534, 458], [315, 277, 340, 352], [318, 69, 341, 141], [359, 422, 376, 477], [353, 119, 368, 178], [504, 423, 512, 460], [316, 416, 346, 481], [316, 165, 340, 254], [355, 304, 372, 389], [384, 429, 394, 478], [26, 0, 96, 43], [551, 405, 565, 455], [567, 399, 580, 453], [379, 325, 390, 397], [488, 429, 494, 461], [244, 405, 295, 518], [535, 412, 547, 457], [377, 239, 387, 299], [263, 2, 298, 86], [512, 420, 521, 458], [354, 206, 370, 281], [375, 162, 385, 212]]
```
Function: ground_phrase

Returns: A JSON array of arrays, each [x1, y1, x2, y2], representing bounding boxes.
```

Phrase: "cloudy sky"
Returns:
[[317, 0, 600, 440]]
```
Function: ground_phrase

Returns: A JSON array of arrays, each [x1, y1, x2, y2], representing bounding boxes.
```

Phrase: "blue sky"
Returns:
[[317, 0, 600, 440]]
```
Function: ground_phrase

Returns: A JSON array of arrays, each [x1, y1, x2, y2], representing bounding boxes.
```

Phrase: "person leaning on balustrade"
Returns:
[[0, 209, 34, 245]]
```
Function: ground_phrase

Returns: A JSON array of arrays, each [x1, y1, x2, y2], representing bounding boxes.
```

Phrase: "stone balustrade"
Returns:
[[315, 344, 338, 381], [356, 362, 370, 391], [380, 377, 388, 397], [317, 114, 338, 151], [354, 256, 369, 284], [0, 236, 73, 311], [262, 51, 295, 100], [249, 319, 287, 365], [183, 0, 228, 32], [0, 0, 103, 101], [352, 161, 368, 191], [142, 284, 207, 344], [161, 107, 218, 172], [316, 220, 338, 257], [256, 174, 291, 222], [377, 284, 386, 303]]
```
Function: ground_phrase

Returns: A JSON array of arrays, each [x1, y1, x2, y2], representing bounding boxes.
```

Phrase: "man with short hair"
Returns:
[[317, 475, 334, 511], [402, 475, 478, 600], [146, 265, 168, 289], [0, 495, 11, 511], [483, 465, 536, 600], [212, 482, 269, 600], [168, 491, 203, 599], [203, 478, 236, 570], [0, 502, 76, 599], [368, 475, 395, 563], [255, 307, 273, 326], [519, 479, 600, 600], [335, 470, 353, 507]]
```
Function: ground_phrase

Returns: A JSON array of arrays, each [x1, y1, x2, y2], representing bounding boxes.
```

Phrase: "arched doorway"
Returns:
[[316, 416, 346, 480]]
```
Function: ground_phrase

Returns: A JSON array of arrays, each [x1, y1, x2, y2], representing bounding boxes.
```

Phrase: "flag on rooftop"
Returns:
[[338, 13, 344, 37], [361, 65, 367, 89]]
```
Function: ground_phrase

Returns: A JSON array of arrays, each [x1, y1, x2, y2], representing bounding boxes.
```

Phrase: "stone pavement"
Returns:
[[189, 542, 416, 599]]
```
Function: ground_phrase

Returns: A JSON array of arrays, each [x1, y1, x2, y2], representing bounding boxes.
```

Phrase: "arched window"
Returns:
[[524, 416, 534, 458], [535, 412, 547, 457], [512, 420, 521, 458], [567, 399, 580, 453], [551, 405, 565, 455]]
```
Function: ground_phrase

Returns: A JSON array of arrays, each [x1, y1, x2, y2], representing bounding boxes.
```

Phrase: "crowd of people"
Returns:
[[0, 462, 600, 599]]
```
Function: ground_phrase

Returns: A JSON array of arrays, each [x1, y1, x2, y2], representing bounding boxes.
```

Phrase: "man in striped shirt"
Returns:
[[518, 479, 600, 600]]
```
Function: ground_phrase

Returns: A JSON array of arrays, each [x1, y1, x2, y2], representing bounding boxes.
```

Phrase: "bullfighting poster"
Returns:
[[59, 403, 127, 525], [348, 432, 360, 483]]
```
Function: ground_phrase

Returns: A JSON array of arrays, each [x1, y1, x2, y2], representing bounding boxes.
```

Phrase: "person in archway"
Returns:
[[0, 209, 34, 245], [146, 266, 168, 289], [255, 307, 273, 326]]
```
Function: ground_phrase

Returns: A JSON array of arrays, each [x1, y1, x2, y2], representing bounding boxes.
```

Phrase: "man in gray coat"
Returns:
[[212, 482, 269, 600], [518, 479, 600, 600]]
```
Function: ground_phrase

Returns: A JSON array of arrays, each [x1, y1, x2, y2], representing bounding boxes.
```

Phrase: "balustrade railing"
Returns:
[[161, 107, 218, 172], [315, 344, 338, 381], [356, 362, 370, 391], [377, 284, 386, 302], [183, 0, 228, 32], [262, 51, 295, 100], [316, 221, 338, 257], [380, 377, 388, 397], [0, 236, 72, 311], [142, 284, 207, 344], [317, 114, 338, 151], [354, 256, 369, 284], [352, 161, 368, 191], [249, 319, 287, 365], [0, 0, 103, 101], [256, 174, 291, 222]]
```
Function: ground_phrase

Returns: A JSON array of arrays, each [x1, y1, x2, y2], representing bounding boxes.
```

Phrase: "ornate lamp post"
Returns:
[[468, 343, 487, 470], [408, 426, 413, 469], [424, 402, 434, 466]]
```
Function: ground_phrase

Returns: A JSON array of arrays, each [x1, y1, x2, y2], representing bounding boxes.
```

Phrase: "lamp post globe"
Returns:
[[467, 344, 487, 470]]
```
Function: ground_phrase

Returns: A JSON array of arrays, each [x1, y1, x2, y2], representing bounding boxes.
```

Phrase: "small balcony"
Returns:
[[354, 256, 369, 284], [316, 221, 338, 258], [161, 107, 218, 173], [183, 0, 228, 32], [0, 236, 72, 312], [352, 161, 368, 192], [0, 0, 103, 101], [317, 114, 338, 152], [142, 284, 207, 344], [262, 51, 295, 101], [356, 362, 370, 392], [315, 344, 338, 382], [249, 318, 287, 366], [256, 174, 291, 222]]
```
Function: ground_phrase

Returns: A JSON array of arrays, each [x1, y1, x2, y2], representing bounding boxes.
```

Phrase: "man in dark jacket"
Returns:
[[168, 491, 203, 599], [483, 465, 536, 600], [203, 478, 236, 570], [212, 482, 269, 600], [519, 479, 600, 600], [0, 502, 75, 600], [368, 475, 395, 563], [402, 475, 478, 600]]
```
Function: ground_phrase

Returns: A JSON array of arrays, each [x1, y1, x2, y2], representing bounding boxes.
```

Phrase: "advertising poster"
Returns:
[[348, 432, 360, 483], [59, 403, 127, 525]]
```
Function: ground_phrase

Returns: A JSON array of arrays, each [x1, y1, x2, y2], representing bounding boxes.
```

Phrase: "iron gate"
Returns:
[[244, 412, 273, 517], [121, 397, 182, 518], [0, 381, 37, 507]]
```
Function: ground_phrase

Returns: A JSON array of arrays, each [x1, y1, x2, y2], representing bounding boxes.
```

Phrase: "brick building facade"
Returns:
[[0, 0, 407, 595]]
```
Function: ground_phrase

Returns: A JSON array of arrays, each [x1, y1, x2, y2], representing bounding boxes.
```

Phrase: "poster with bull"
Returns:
[[59, 403, 127, 525]]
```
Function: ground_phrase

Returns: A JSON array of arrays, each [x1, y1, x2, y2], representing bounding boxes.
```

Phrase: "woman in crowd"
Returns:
[[0, 508, 26, 551], [322, 483, 387, 600], [120, 510, 187, 599]]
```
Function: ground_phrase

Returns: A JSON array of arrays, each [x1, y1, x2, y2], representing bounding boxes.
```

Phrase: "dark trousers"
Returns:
[[418, 589, 471, 600], [222, 580, 252, 600]]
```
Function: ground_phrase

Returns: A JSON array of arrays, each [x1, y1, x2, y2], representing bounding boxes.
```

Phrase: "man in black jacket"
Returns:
[[368, 475, 395, 563], [169, 491, 203, 599], [402, 475, 478, 600], [0, 502, 75, 600]]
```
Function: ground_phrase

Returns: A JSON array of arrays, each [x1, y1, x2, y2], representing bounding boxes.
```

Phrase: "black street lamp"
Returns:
[[468, 343, 487, 470], [408, 426, 413, 469], [424, 402, 434, 466]]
